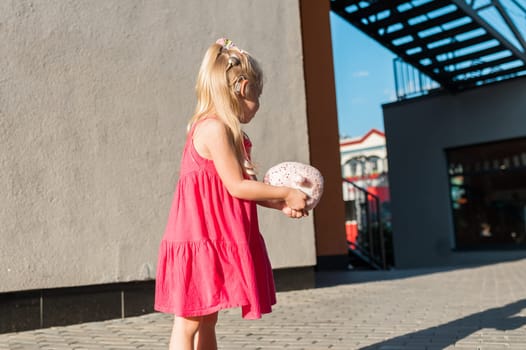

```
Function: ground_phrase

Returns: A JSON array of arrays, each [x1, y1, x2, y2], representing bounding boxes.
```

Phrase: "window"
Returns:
[[446, 137, 526, 250], [369, 156, 380, 174], [347, 158, 360, 177]]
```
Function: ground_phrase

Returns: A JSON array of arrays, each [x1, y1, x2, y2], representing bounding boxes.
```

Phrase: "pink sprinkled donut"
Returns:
[[263, 162, 324, 210]]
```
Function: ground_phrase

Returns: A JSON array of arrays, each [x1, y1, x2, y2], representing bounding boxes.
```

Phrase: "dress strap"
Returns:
[[186, 116, 217, 166]]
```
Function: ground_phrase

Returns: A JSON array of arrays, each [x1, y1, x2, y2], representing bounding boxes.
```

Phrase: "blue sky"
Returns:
[[330, 12, 396, 138]]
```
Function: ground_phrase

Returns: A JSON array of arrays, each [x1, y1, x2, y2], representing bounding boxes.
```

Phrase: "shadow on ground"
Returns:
[[358, 299, 526, 350]]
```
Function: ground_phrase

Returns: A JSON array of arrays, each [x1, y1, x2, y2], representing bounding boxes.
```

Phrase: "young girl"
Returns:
[[154, 38, 308, 350]]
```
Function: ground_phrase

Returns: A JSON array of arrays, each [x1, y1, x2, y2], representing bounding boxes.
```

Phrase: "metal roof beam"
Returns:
[[346, 0, 408, 20], [331, 0, 526, 93], [409, 33, 494, 61], [492, 0, 526, 53], [510, 0, 526, 13], [437, 43, 505, 66], [451, 0, 526, 61], [369, 0, 450, 31], [396, 21, 480, 52], [384, 10, 464, 42], [445, 54, 518, 77], [455, 62, 526, 87], [332, 4, 453, 89], [330, 0, 356, 13]]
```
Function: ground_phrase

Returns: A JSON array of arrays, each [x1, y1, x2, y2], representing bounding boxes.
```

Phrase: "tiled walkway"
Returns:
[[1, 259, 526, 349]]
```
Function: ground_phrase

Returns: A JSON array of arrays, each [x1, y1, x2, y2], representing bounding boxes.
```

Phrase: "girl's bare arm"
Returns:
[[193, 118, 306, 210]]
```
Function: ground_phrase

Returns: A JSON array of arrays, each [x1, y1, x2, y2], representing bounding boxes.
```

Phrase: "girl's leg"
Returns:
[[169, 315, 201, 350], [195, 312, 218, 350]]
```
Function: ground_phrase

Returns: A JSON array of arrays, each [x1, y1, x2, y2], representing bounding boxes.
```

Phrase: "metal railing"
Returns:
[[393, 57, 441, 100], [344, 178, 388, 269]]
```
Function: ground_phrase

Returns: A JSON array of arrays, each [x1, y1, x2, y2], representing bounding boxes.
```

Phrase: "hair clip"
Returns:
[[216, 37, 247, 55], [226, 55, 241, 71]]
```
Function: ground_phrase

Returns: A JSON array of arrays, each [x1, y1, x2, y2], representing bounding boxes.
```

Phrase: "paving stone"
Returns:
[[1, 260, 526, 349]]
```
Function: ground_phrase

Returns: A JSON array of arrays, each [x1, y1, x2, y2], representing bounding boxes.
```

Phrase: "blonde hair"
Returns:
[[188, 42, 263, 175]]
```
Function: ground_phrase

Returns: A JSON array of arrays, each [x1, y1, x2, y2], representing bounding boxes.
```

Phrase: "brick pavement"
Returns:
[[1, 259, 526, 349]]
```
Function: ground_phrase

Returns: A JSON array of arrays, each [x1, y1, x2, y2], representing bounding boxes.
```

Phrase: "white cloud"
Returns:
[[351, 97, 368, 104], [352, 70, 370, 77]]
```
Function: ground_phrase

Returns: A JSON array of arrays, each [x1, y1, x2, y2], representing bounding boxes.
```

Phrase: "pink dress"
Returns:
[[154, 119, 276, 319]]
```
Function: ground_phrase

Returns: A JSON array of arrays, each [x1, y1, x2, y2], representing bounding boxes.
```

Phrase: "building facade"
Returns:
[[384, 77, 526, 268], [1, 0, 346, 332], [341, 129, 389, 202]]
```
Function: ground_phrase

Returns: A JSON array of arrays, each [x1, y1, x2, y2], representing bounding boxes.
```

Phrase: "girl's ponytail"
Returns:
[[189, 39, 263, 176]]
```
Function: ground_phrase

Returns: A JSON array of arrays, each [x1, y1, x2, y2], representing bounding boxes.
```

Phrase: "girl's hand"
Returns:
[[284, 188, 308, 211], [282, 206, 309, 219]]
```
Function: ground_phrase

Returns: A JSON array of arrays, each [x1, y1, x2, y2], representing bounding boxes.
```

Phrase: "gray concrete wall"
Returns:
[[1, 0, 316, 293], [383, 78, 526, 268]]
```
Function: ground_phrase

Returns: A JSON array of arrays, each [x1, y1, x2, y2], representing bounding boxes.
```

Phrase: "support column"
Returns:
[[299, 0, 348, 269]]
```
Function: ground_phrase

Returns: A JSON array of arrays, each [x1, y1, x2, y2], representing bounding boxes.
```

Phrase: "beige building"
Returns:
[[340, 129, 389, 202], [1, 0, 346, 332]]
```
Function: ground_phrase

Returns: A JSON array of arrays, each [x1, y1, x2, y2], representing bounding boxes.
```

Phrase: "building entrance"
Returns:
[[447, 137, 526, 250]]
